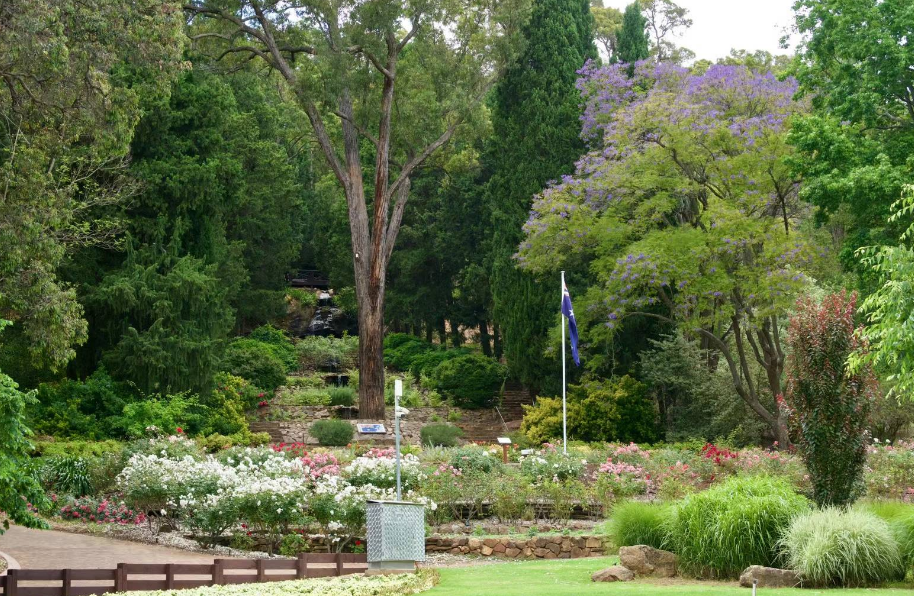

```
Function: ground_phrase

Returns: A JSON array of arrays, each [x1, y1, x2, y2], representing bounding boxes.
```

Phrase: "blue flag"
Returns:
[[562, 283, 580, 366]]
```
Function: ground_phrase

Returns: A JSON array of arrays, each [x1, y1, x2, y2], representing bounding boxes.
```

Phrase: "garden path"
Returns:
[[0, 526, 222, 569]]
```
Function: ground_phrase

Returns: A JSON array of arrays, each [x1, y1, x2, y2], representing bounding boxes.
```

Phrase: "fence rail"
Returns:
[[0, 554, 367, 596]]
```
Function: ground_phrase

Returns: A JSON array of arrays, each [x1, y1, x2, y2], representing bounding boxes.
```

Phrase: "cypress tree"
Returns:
[[487, 0, 596, 391], [615, 1, 649, 64]]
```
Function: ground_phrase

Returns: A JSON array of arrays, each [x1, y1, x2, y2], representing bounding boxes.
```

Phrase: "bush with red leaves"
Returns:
[[780, 291, 878, 507]]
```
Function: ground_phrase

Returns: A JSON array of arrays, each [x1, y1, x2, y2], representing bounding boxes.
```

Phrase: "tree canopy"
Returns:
[[520, 63, 812, 443]]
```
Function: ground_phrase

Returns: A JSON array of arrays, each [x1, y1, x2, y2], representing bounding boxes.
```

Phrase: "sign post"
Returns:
[[394, 379, 403, 501]]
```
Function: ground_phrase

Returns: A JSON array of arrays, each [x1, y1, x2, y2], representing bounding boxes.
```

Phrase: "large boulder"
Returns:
[[739, 566, 800, 588], [618, 545, 678, 578], [591, 566, 634, 582]]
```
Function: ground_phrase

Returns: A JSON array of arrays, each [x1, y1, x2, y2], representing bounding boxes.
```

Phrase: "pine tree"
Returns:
[[615, 1, 649, 64], [487, 0, 596, 391]]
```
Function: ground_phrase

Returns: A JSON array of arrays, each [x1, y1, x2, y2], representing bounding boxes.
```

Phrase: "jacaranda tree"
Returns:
[[781, 292, 877, 507], [519, 63, 812, 445]]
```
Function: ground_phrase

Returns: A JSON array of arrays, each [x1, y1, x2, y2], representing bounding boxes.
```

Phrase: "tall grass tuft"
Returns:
[[890, 508, 914, 572], [607, 501, 672, 550], [780, 508, 904, 586], [667, 475, 809, 578]]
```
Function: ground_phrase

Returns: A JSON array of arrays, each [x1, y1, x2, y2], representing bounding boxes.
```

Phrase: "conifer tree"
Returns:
[[615, 1, 650, 64], [487, 0, 596, 391]]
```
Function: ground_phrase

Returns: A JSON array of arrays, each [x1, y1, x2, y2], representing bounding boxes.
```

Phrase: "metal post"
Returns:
[[561, 271, 567, 455], [752, 579, 758, 596], [394, 379, 403, 501]]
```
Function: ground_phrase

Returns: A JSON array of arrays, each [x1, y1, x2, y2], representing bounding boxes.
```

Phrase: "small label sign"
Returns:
[[357, 423, 387, 434]]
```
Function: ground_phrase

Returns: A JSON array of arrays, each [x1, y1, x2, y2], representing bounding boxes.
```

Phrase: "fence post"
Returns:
[[335, 552, 343, 577], [6, 569, 17, 596], [256, 559, 265, 583], [213, 560, 224, 586], [296, 554, 308, 579], [63, 568, 72, 596], [165, 564, 174, 590], [115, 563, 125, 592]]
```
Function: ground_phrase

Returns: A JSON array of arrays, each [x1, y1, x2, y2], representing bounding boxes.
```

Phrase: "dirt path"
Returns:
[[0, 526, 222, 570]]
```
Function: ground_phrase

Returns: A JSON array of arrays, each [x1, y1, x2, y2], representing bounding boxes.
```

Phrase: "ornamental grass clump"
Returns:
[[780, 508, 904, 586], [607, 501, 672, 550], [667, 475, 809, 578]]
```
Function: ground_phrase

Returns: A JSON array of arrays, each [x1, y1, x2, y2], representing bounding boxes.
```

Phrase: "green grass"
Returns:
[[426, 557, 913, 596]]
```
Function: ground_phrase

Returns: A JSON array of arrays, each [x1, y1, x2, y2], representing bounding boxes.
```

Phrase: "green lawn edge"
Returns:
[[426, 557, 914, 596]]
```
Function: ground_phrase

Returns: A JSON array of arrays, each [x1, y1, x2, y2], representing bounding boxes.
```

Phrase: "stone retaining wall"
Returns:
[[425, 535, 606, 559], [252, 406, 509, 445]]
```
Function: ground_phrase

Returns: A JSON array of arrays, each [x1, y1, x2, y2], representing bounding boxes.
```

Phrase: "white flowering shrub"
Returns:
[[344, 448, 424, 491]]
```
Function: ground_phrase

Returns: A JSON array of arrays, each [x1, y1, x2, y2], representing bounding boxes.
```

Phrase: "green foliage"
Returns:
[[383, 334, 437, 371], [639, 334, 766, 445], [284, 388, 331, 406], [891, 508, 914, 571], [430, 354, 506, 409], [449, 447, 502, 474], [855, 187, 914, 399], [31, 368, 133, 439], [420, 424, 464, 447], [782, 292, 876, 507], [41, 456, 93, 497], [297, 336, 359, 372], [0, 323, 49, 532], [248, 325, 297, 371], [0, 0, 183, 370], [520, 376, 659, 444], [32, 440, 124, 459], [279, 533, 311, 556], [89, 245, 234, 396], [615, 1, 649, 64], [487, 0, 596, 391], [120, 394, 209, 438], [310, 419, 354, 447], [287, 289, 317, 308], [328, 386, 356, 407], [781, 508, 904, 587], [222, 338, 287, 392], [667, 475, 810, 578], [789, 0, 914, 290], [607, 501, 672, 550]]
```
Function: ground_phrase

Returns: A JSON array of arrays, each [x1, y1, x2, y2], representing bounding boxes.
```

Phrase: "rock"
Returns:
[[468, 538, 482, 549], [591, 566, 635, 583], [533, 548, 550, 557], [505, 547, 521, 557], [560, 540, 572, 552], [739, 566, 800, 588], [571, 547, 586, 558], [480, 545, 494, 556], [547, 542, 562, 554], [493, 543, 507, 554], [483, 538, 499, 548], [585, 537, 602, 549], [619, 545, 678, 578]]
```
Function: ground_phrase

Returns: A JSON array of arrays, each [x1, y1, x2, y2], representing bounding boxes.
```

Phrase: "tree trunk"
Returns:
[[493, 324, 503, 359], [357, 296, 385, 419], [479, 320, 492, 356]]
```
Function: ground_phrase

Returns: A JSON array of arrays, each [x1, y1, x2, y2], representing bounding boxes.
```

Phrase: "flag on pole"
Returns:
[[561, 283, 580, 366]]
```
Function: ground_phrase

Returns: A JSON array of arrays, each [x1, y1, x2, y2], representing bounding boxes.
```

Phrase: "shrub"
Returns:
[[31, 368, 133, 439], [119, 393, 209, 438], [310, 419, 354, 446], [42, 456, 93, 497], [886, 507, 914, 571], [222, 338, 288, 391], [607, 501, 672, 550], [328, 386, 356, 407], [520, 376, 659, 444], [297, 336, 359, 371], [383, 334, 436, 371], [519, 450, 584, 482], [287, 288, 317, 308], [449, 446, 501, 473], [33, 440, 124, 459], [667, 475, 809, 578], [408, 348, 471, 379], [248, 325, 297, 371], [420, 424, 463, 447], [284, 388, 330, 406], [781, 292, 878, 507], [430, 354, 505, 409], [781, 508, 904, 586]]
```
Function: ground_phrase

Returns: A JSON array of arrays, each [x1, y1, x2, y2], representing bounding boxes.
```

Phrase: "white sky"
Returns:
[[601, 0, 797, 62]]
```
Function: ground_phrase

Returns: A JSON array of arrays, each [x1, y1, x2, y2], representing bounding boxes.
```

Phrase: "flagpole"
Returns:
[[561, 270, 567, 455]]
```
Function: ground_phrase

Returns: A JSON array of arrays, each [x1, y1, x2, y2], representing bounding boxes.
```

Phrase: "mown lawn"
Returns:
[[427, 557, 914, 596]]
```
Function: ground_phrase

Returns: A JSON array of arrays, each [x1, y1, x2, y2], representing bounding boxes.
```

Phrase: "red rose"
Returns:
[[176, 427, 183, 434]]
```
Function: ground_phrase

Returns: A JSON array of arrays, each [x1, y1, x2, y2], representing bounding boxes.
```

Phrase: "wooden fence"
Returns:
[[0, 554, 368, 596]]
